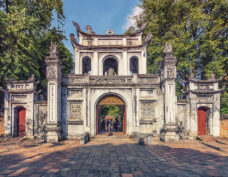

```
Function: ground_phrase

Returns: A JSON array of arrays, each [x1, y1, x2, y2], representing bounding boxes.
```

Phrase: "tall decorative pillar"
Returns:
[[45, 43, 62, 142], [161, 42, 179, 141]]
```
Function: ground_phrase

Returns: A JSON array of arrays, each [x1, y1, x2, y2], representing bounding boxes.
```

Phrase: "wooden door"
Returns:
[[96, 106, 98, 134], [198, 107, 206, 136], [18, 108, 26, 137], [123, 106, 126, 134]]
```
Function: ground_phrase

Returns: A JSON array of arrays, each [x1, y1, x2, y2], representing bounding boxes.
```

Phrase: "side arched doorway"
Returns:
[[197, 107, 209, 136], [96, 95, 126, 134], [14, 107, 26, 137]]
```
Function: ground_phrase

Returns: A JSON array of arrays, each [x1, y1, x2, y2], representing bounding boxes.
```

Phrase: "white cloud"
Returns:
[[122, 6, 143, 31]]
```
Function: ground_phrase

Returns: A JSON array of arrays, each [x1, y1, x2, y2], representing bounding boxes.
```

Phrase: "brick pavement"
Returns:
[[0, 135, 228, 177]]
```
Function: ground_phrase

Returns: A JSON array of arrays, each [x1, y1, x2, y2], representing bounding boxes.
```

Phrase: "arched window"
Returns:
[[82, 57, 91, 74], [103, 58, 118, 76], [130, 56, 138, 74]]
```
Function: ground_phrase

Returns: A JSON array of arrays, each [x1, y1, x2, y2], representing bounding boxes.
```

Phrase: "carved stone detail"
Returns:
[[47, 67, 57, 79], [70, 102, 82, 120], [167, 68, 175, 78], [62, 77, 84, 84], [140, 101, 155, 120], [90, 78, 127, 85], [196, 84, 214, 91], [138, 77, 159, 84], [68, 90, 83, 97], [11, 95, 27, 101], [98, 96, 125, 106], [49, 84, 55, 122], [164, 42, 173, 53], [196, 94, 214, 102]]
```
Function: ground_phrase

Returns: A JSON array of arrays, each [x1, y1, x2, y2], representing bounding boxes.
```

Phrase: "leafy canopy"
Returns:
[[0, 0, 73, 97], [137, 0, 227, 112], [101, 105, 121, 119]]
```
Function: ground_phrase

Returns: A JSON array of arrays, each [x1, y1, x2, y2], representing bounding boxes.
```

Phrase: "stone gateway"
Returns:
[[2, 22, 224, 142]]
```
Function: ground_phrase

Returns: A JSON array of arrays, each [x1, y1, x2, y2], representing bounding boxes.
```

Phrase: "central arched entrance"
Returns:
[[96, 95, 126, 134]]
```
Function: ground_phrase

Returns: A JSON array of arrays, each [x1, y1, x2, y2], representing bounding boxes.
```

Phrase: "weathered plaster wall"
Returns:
[[220, 115, 228, 137], [34, 101, 47, 139]]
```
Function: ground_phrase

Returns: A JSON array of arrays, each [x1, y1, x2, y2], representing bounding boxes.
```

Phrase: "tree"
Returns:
[[139, 0, 227, 76], [221, 87, 228, 114], [137, 0, 228, 108], [0, 0, 73, 97], [101, 105, 121, 120]]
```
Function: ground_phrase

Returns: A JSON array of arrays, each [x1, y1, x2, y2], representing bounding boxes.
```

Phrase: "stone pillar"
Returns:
[[161, 42, 179, 141], [213, 93, 220, 136], [122, 50, 127, 75], [45, 43, 62, 142], [3, 93, 10, 136], [141, 50, 147, 74], [93, 51, 98, 75], [75, 48, 80, 74]]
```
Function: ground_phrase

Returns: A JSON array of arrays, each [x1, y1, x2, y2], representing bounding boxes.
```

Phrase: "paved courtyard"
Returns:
[[0, 135, 228, 177]]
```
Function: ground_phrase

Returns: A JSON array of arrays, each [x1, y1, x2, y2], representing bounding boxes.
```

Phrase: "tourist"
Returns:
[[107, 120, 112, 135]]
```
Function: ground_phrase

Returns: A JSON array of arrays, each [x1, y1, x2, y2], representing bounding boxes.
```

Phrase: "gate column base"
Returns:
[[162, 123, 180, 142], [44, 124, 62, 143]]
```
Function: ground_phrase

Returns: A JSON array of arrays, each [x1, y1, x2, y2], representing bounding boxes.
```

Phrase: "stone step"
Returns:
[[91, 136, 132, 141], [88, 134, 135, 145]]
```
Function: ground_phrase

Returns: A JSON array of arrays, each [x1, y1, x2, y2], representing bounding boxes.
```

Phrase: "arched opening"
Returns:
[[197, 107, 210, 136], [130, 56, 138, 74], [96, 95, 126, 135], [82, 56, 91, 74], [103, 58, 118, 76], [14, 107, 26, 137]]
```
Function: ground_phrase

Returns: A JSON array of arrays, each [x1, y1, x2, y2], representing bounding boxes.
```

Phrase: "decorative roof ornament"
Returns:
[[46, 42, 60, 60], [139, 22, 147, 31], [50, 42, 59, 54], [86, 25, 95, 35], [161, 42, 177, 67], [189, 73, 195, 79], [129, 26, 135, 33], [72, 21, 82, 32], [70, 33, 77, 45], [106, 29, 114, 35], [164, 42, 173, 53], [210, 74, 216, 79], [144, 32, 152, 46], [28, 74, 35, 81]]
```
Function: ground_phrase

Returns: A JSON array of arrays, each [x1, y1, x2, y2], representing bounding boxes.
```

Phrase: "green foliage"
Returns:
[[139, 0, 227, 81], [124, 28, 133, 35], [221, 87, 228, 114], [138, 0, 228, 111], [101, 105, 121, 119], [0, 0, 73, 98]]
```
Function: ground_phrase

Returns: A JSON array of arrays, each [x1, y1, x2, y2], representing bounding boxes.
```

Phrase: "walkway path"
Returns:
[[0, 136, 227, 177]]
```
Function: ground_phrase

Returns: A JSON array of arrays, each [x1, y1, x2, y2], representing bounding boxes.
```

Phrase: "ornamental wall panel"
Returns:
[[140, 101, 155, 120], [69, 101, 82, 121]]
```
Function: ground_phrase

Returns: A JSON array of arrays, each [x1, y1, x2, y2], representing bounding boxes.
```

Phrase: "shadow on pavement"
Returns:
[[0, 140, 228, 177]]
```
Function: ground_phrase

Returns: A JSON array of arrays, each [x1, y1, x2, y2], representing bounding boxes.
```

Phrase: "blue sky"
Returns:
[[53, 0, 141, 55]]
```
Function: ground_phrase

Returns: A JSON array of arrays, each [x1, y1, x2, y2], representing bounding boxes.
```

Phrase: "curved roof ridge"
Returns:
[[72, 21, 147, 37]]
